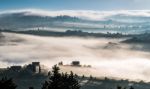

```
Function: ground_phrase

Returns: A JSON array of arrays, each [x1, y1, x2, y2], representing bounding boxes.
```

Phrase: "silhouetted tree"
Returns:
[[89, 75, 93, 80], [82, 75, 85, 79], [0, 77, 17, 89], [117, 86, 122, 89], [42, 65, 80, 89], [123, 87, 126, 89], [29, 87, 34, 89], [130, 86, 134, 89]]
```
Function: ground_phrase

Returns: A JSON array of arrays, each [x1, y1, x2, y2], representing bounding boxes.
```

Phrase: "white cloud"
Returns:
[[1, 9, 150, 20]]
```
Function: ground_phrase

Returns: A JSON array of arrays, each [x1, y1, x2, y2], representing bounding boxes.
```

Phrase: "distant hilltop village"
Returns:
[[12, 62, 48, 73], [0, 61, 92, 75], [58, 61, 92, 68], [0, 62, 46, 75]]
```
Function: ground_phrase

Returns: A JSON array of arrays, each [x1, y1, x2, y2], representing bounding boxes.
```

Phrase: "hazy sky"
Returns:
[[0, 0, 150, 11]]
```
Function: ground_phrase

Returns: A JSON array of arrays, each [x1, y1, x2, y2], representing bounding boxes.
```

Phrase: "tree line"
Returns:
[[0, 65, 134, 89], [0, 65, 80, 89]]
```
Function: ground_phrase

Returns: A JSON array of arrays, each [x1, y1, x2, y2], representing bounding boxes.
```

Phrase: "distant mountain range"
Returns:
[[1, 9, 150, 33], [0, 12, 83, 29]]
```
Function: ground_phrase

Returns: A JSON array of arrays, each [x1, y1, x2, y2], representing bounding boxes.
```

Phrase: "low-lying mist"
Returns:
[[1, 32, 150, 82]]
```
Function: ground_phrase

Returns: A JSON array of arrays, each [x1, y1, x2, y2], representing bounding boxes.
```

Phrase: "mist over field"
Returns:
[[1, 32, 150, 82]]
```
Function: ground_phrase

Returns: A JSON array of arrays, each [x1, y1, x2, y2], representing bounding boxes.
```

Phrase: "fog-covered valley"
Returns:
[[1, 32, 150, 82], [1, 9, 150, 89]]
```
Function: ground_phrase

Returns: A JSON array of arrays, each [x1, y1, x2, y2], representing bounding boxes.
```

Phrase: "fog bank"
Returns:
[[0, 32, 150, 82]]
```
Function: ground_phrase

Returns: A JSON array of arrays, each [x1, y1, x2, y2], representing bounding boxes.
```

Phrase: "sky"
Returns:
[[0, 0, 150, 11]]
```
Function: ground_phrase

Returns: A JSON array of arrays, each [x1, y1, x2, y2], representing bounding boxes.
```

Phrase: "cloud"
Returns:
[[1, 9, 150, 20], [1, 32, 150, 81]]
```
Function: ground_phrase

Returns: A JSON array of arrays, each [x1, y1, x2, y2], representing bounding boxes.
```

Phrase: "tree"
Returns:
[[117, 86, 122, 89], [89, 75, 93, 80], [130, 86, 134, 89], [42, 65, 80, 89], [29, 87, 34, 89], [0, 77, 17, 89], [82, 75, 85, 79]]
